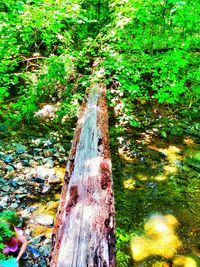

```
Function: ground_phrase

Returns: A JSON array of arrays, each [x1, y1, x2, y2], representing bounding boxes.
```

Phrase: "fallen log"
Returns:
[[50, 82, 116, 267]]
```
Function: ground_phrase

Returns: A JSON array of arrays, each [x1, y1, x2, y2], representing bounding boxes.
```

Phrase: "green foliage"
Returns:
[[0, 211, 19, 261], [1, 0, 199, 127], [116, 228, 132, 267]]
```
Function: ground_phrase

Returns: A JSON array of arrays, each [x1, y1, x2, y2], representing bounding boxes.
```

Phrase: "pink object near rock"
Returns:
[[3, 237, 19, 254]]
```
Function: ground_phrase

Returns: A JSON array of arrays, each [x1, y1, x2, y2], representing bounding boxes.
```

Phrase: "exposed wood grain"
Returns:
[[50, 83, 115, 267]]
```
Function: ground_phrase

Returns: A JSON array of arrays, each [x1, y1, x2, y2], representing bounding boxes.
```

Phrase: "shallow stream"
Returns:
[[111, 125, 200, 266]]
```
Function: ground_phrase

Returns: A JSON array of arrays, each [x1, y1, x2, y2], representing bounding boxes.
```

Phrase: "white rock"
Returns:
[[35, 214, 54, 226]]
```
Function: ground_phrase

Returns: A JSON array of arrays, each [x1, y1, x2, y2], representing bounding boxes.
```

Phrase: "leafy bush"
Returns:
[[0, 211, 19, 261]]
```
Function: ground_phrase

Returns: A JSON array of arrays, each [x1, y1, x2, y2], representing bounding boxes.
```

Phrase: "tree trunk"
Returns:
[[49, 81, 116, 267]]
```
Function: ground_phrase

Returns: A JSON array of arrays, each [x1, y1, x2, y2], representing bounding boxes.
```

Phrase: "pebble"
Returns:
[[2, 185, 11, 192], [9, 179, 19, 187], [34, 214, 54, 226], [29, 159, 38, 167], [16, 144, 26, 154], [39, 244, 51, 256], [5, 165, 14, 172], [10, 202, 19, 209], [48, 175, 61, 184], [12, 177, 25, 185], [4, 154, 14, 163], [0, 196, 9, 208], [21, 160, 30, 167], [16, 194, 27, 199], [38, 259, 47, 267], [44, 159, 54, 168], [0, 177, 6, 184], [0, 136, 70, 266], [30, 235, 44, 246], [42, 184, 51, 193]]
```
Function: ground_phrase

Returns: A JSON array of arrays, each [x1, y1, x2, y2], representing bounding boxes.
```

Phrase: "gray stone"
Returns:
[[5, 165, 14, 172], [0, 196, 9, 208], [30, 235, 44, 246], [35, 214, 54, 226], [16, 194, 27, 199], [39, 244, 51, 256], [10, 202, 19, 209], [16, 144, 26, 154], [44, 159, 54, 168], [2, 185, 11, 192], [0, 178, 6, 184], [29, 159, 38, 167], [4, 154, 14, 163], [48, 175, 61, 184], [41, 184, 51, 194], [39, 258, 47, 267], [12, 177, 25, 186]]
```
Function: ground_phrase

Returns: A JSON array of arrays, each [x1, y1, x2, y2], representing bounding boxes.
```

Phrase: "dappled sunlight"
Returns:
[[118, 148, 136, 163], [173, 255, 198, 267], [123, 178, 136, 190], [184, 137, 195, 145], [149, 145, 183, 181], [151, 261, 170, 267], [154, 173, 167, 181], [135, 173, 148, 181], [130, 214, 182, 262]]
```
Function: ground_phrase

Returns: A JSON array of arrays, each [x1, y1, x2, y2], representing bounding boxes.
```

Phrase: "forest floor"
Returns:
[[0, 103, 200, 267]]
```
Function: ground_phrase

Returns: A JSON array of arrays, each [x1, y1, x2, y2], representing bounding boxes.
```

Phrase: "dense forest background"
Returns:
[[0, 0, 199, 128], [0, 0, 200, 266]]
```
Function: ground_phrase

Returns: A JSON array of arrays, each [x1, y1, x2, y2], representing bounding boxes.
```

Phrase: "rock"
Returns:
[[43, 149, 55, 157], [35, 166, 56, 178], [0, 178, 6, 184], [14, 162, 24, 170], [5, 165, 14, 172], [21, 160, 29, 167], [34, 214, 54, 226], [0, 196, 9, 208], [16, 194, 27, 199], [39, 244, 51, 256], [38, 258, 47, 267], [32, 148, 42, 156], [41, 184, 51, 193], [43, 139, 54, 147], [44, 159, 54, 168], [15, 188, 27, 194], [48, 175, 61, 184], [16, 144, 26, 154], [12, 177, 25, 185], [9, 179, 19, 187], [4, 154, 14, 163], [23, 167, 32, 174], [31, 138, 43, 147], [10, 203, 19, 209], [4, 170, 15, 179], [34, 177, 45, 183], [30, 235, 44, 246], [27, 246, 42, 258], [29, 159, 38, 167], [2, 185, 11, 192]]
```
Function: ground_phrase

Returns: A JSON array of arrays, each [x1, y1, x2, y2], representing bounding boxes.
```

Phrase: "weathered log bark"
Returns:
[[50, 82, 116, 267]]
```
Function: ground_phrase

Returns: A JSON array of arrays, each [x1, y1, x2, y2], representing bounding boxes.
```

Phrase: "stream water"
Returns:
[[2, 101, 199, 267], [111, 125, 200, 266]]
